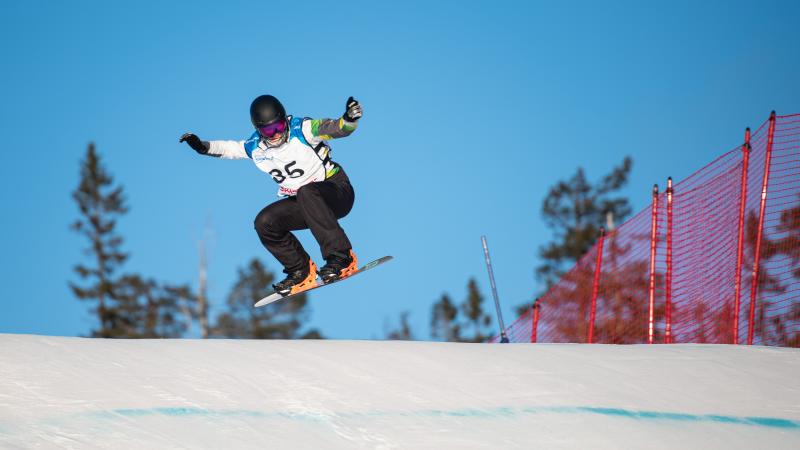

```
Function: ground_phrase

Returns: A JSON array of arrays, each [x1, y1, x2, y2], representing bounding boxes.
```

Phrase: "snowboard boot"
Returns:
[[318, 250, 358, 284], [273, 259, 318, 296]]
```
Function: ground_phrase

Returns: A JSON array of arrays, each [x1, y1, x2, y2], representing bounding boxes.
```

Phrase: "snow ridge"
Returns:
[[1, 335, 798, 449]]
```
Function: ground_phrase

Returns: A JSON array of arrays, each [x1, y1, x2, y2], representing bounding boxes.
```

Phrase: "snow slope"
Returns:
[[0, 335, 798, 449]]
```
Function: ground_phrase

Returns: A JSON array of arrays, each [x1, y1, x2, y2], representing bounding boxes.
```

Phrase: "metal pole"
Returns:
[[198, 241, 209, 338], [665, 178, 673, 344], [648, 184, 659, 344], [588, 227, 605, 344], [732, 128, 750, 344], [748, 111, 776, 345], [531, 300, 540, 343], [481, 236, 508, 343]]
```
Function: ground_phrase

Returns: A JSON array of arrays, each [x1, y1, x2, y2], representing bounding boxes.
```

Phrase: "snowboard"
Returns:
[[253, 256, 393, 308]]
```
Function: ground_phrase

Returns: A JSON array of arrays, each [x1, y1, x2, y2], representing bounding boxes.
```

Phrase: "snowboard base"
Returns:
[[254, 256, 393, 308]]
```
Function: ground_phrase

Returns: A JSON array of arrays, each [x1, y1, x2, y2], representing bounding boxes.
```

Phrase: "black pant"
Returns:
[[254, 168, 355, 273]]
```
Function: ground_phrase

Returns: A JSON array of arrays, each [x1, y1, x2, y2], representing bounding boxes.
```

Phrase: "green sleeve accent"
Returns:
[[308, 117, 355, 139], [310, 119, 322, 137]]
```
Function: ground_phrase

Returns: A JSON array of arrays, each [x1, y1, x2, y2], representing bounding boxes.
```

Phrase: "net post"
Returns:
[[648, 184, 659, 344], [748, 111, 776, 345], [481, 236, 508, 343], [587, 227, 605, 344], [732, 128, 751, 345], [530, 299, 540, 343], [665, 178, 673, 344]]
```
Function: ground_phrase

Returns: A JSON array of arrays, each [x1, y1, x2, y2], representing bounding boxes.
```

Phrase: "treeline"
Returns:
[[418, 157, 637, 342], [70, 144, 320, 339], [384, 278, 494, 342], [78, 144, 702, 343], [71, 144, 501, 341]]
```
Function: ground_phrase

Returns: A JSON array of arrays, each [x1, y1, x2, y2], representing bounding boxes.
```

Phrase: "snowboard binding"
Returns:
[[273, 259, 319, 296], [319, 250, 358, 284]]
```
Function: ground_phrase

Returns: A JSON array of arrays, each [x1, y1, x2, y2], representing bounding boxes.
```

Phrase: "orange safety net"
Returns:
[[496, 112, 800, 346]]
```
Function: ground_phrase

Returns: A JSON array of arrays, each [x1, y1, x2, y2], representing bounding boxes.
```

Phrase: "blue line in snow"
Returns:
[[86, 406, 800, 430]]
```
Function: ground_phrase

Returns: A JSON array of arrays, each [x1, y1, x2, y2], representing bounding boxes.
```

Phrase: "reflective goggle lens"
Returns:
[[258, 120, 287, 138]]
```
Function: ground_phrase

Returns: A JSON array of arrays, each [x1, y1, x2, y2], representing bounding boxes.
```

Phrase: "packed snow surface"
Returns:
[[0, 335, 798, 449]]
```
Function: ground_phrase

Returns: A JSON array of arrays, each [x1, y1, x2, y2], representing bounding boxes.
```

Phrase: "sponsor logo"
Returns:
[[279, 186, 298, 196]]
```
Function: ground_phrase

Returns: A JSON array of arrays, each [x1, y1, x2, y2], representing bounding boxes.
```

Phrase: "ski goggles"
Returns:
[[257, 120, 287, 138]]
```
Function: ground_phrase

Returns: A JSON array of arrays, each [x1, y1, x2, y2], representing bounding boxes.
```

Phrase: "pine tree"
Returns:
[[430, 293, 460, 341], [518, 157, 633, 318], [770, 197, 800, 347], [211, 258, 322, 339], [461, 278, 492, 342], [747, 197, 800, 346], [70, 143, 197, 338], [114, 275, 196, 338], [430, 280, 494, 342], [70, 143, 130, 337], [537, 157, 633, 289], [384, 311, 414, 340]]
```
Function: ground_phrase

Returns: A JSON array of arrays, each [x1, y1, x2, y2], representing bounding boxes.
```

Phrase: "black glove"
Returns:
[[343, 96, 362, 122], [179, 133, 209, 154]]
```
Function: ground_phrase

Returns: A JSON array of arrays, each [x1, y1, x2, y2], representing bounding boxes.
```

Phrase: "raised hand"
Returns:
[[343, 97, 362, 122], [179, 133, 209, 154]]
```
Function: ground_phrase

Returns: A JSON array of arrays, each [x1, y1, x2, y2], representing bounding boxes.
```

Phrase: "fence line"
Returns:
[[495, 111, 800, 347]]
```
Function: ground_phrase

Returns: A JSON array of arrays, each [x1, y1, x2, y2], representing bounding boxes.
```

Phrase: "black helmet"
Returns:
[[250, 95, 286, 128]]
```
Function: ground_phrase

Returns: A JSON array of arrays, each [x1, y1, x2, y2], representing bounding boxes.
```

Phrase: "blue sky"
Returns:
[[1, 0, 798, 339]]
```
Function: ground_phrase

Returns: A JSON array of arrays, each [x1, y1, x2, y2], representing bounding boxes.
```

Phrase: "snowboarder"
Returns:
[[179, 95, 363, 296]]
